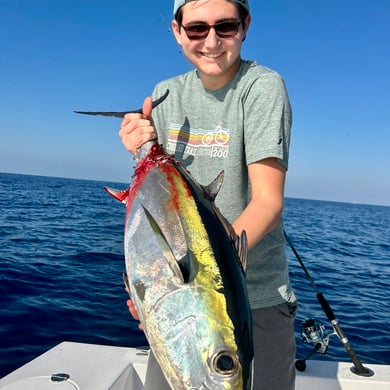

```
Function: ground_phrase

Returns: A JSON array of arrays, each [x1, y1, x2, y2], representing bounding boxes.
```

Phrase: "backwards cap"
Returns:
[[173, 0, 250, 16]]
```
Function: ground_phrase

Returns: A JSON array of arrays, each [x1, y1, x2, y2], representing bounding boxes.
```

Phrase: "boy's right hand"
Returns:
[[119, 96, 157, 157]]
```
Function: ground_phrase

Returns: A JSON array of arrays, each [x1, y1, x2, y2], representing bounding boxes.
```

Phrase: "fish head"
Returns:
[[151, 309, 252, 389]]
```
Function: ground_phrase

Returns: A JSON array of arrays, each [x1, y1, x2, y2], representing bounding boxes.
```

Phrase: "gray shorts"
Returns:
[[252, 302, 297, 390], [144, 302, 297, 390]]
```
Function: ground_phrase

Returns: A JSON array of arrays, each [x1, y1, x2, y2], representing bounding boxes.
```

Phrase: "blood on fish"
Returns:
[[129, 144, 192, 214]]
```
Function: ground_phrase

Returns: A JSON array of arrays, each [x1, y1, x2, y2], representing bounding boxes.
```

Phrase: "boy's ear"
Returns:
[[242, 14, 251, 41], [172, 20, 183, 45]]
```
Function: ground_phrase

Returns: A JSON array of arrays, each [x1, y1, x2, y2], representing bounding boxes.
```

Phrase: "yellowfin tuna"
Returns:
[[106, 139, 253, 389]]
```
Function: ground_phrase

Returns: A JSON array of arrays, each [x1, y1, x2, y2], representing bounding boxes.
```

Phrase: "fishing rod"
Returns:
[[284, 230, 374, 377]]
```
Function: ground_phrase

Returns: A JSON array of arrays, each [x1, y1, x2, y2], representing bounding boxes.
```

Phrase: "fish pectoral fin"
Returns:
[[202, 171, 224, 201], [73, 89, 169, 118], [142, 205, 190, 283], [104, 186, 129, 204]]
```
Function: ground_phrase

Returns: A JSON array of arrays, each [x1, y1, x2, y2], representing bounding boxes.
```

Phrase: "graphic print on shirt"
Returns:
[[166, 123, 231, 159]]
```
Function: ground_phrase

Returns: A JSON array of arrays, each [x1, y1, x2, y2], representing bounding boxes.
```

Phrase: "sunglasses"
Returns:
[[181, 19, 242, 40]]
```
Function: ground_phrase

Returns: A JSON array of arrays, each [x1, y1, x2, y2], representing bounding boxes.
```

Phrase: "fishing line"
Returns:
[[284, 230, 374, 377]]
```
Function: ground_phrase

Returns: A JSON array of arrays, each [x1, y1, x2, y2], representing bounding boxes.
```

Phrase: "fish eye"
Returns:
[[211, 351, 239, 375]]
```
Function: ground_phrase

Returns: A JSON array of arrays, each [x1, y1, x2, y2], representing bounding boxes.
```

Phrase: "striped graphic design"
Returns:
[[166, 124, 231, 159]]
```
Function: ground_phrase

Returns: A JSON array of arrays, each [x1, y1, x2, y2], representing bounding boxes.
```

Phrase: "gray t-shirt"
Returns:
[[151, 60, 296, 309]]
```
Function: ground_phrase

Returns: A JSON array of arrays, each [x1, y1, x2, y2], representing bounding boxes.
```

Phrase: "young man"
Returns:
[[120, 1, 297, 389]]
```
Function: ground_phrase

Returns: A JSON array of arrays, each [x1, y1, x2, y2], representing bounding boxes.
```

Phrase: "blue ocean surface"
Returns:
[[0, 172, 389, 378]]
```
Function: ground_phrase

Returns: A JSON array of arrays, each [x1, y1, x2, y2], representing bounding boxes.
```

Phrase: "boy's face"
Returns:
[[172, 0, 250, 89]]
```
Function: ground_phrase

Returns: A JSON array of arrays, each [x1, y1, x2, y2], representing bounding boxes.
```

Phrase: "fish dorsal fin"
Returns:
[[142, 205, 197, 283], [202, 171, 224, 201], [104, 186, 129, 204]]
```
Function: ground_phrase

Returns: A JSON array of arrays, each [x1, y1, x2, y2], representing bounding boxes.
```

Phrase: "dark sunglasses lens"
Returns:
[[185, 24, 210, 39], [215, 21, 240, 36]]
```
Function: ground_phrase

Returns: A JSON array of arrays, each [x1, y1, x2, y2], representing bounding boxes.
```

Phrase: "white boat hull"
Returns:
[[0, 342, 389, 389]]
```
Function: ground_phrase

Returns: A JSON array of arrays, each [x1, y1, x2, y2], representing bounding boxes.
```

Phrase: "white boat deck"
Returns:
[[0, 342, 388, 390]]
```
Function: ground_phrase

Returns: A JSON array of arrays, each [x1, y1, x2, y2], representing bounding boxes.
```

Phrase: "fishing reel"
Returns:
[[295, 318, 336, 372]]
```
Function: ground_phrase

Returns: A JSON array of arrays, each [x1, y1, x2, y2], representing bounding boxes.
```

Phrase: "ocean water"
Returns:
[[0, 172, 389, 378]]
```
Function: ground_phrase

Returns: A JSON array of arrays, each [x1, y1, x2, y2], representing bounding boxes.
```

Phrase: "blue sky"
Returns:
[[1, 0, 389, 206]]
